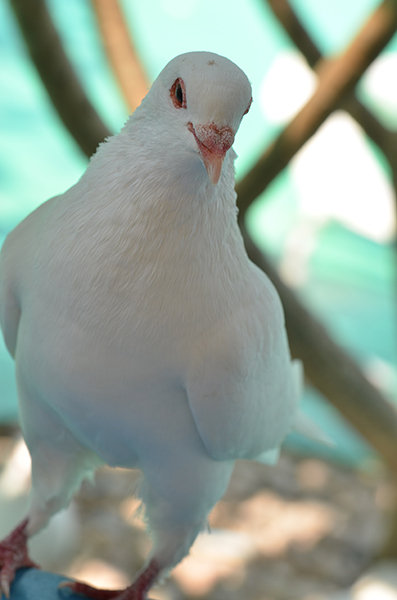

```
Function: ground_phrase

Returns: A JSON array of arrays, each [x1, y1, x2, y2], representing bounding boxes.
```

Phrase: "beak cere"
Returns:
[[188, 122, 235, 184]]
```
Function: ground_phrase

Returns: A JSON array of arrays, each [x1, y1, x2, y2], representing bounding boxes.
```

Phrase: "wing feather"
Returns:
[[0, 235, 22, 357], [186, 298, 300, 461]]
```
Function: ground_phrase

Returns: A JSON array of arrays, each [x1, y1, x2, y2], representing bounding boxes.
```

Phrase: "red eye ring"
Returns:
[[170, 78, 187, 109], [243, 97, 252, 116]]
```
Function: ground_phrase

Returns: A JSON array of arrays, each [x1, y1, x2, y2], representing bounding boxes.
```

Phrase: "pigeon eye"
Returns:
[[175, 83, 183, 105], [243, 97, 252, 116], [170, 78, 186, 109]]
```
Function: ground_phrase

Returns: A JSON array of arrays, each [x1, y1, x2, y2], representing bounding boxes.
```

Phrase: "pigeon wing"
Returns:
[[186, 288, 300, 462], [0, 200, 52, 357]]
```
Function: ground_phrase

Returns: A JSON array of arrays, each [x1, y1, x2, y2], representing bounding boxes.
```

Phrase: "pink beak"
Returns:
[[188, 122, 235, 184]]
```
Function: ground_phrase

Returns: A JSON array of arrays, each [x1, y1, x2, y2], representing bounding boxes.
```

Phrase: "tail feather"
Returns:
[[292, 359, 303, 400], [294, 412, 334, 446], [292, 359, 334, 446]]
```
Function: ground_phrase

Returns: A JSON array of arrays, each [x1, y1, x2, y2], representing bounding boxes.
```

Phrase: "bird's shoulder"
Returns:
[[0, 199, 56, 355], [189, 261, 286, 381], [1, 197, 56, 272]]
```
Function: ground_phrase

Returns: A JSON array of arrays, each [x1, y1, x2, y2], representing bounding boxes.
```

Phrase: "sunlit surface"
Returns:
[[260, 51, 316, 124], [0, 1, 396, 598], [1, 433, 392, 599], [308, 562, 397, 599], [361, 53, 397, 128], [291, 112, 395, 242], [0, 438, 30, 498]]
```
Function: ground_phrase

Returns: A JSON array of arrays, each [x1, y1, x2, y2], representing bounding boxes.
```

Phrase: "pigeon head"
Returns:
[[140, 52, 252, 185]]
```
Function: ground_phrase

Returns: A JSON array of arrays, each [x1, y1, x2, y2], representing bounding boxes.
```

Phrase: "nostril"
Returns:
[[192, 123, 234, 154]]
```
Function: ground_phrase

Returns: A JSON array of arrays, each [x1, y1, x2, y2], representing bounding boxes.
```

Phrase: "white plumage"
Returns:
[[0, 52, 301, 599]]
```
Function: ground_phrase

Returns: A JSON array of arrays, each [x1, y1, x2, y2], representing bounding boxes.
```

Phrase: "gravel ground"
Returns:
[[0, 432, 396, 600]]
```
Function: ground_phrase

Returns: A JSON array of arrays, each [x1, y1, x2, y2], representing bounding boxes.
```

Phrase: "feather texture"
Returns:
[[0, 52, 302, 599]]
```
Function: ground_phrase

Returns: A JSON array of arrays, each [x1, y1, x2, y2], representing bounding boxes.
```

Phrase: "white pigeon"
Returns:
[[0, 51, 302, 599]]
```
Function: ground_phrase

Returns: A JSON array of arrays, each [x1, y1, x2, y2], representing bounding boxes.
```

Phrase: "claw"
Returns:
[[59, 580, 122, 599], [58, 559, 161, 600], [60, 581, 124, 599], [0, 519, 39, 599], [0, 576, 10, 599]]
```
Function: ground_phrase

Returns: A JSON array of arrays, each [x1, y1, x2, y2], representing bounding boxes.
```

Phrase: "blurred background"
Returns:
[[0, 0, 396, 599]]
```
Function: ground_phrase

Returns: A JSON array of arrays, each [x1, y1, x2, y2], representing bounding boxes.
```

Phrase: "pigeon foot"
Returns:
[[0, 519, 39, 598], [60, 559, 160, 600], [59, 581, 122, 599]]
